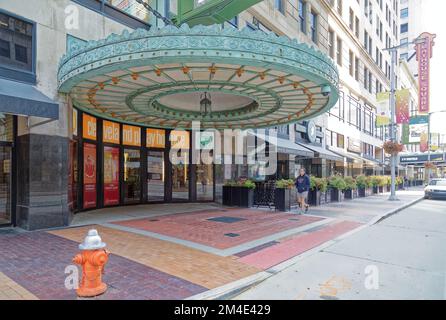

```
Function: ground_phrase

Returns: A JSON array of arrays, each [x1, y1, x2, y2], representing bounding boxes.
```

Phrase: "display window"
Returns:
[[83, 143, 97, 208], [103, 146, 120, 206]]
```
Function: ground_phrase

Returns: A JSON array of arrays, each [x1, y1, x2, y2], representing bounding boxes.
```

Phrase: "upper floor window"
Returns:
[[107, 0, 152, 23], [310, 10, 318, 43], [400, 23, 408, 33], [336, 37, 342, 66], [298, 0, 307, 34], [400, 8, 408, 18], [328, 29, 335, 59], [275, 0, 286, 14], [337, 0, 343, 16], [0, 11, 34, 78]]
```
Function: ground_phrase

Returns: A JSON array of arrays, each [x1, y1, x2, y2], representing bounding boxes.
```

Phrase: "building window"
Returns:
[[349, 50, 354, 77], [401, 8, 408, 18], [298, 0, 306, 34], [400, 52, 408, 60], [275, 0, 285, 14], [355, 16, 360, 38], [310, 10, 318, 43], [349, 8, 354, 30], [336, 37, 342, 66], [337, 0, 343, 15], [355, 57, 359, 81], [107, 0, 152, 23], [400, 37, 408, 46], [0, 39, 10, 58], [0, 11, 34, 81], [363, 66, 368, 89], [401, 23, 408, 33], [328, 29, 335, 59]]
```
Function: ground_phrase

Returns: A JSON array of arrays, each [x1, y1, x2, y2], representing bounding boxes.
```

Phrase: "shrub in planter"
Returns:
[[396, 176, 404, 190], [385, 176, 391, 192], [370, 176, 380, 194], [239, 179, 255, 207], [309, 177, 328, 206], [223, 179, 255, 207], [274, 179, 294, 211], [328, 176, 346, 202], [356, 175, 368, 197], [377, 176, 387, 193], [344, 176, 357, 200]]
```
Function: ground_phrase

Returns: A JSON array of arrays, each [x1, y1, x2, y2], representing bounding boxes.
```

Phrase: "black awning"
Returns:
[[0, 78, 59, 119], [298, 143, 343, 161]]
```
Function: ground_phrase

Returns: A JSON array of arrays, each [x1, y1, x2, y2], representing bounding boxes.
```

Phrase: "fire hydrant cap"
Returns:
[[79, 229, 107, 250]]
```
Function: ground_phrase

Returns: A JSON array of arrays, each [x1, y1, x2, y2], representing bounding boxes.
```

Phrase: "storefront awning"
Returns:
[[254, 133, 314, 157], [298, 143, 343, 161], [0, 78, 59, 119], [58, 24, 338, 130]]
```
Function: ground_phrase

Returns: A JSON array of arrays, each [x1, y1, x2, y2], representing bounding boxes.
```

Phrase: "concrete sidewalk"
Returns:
[[299, 188, 424, 224]]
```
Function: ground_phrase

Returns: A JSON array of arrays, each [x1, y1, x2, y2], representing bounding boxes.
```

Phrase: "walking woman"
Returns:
[[295, 168, 310, 214]]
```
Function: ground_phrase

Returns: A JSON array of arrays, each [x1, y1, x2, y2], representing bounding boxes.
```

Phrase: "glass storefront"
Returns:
[[147, 151, 164, 202], [124, 149, 141, 203], [70, 108, 215, 212], [0, 146, 11, 225]]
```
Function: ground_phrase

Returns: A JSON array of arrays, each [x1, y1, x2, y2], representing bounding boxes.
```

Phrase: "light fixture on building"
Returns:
[[200, 92, 212, 117]]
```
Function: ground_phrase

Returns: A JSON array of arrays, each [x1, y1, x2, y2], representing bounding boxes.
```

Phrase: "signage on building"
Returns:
[[103, 120, 120, 144], [196, 131, 215, 150], [122, 124, 141, 146], [403, 115, 429, 145], [400, 153, 444, 164], [103, 146, 119, 206], [396, 89, 410, 124], [83, 143, 97, 208], [305, 121, 317, 144], [147, 128, 165, 148], [347, 138, 361, 154], [415, 32, 436, 113], [82, 114, 97, 140], [170, 130, 190, 149]]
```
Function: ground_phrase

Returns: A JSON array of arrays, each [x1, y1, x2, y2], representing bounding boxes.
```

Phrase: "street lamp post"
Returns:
[[384, 36, 427, 201]]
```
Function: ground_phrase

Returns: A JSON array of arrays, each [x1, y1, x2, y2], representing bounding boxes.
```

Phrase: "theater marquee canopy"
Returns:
[[58, 24, 339, 130]]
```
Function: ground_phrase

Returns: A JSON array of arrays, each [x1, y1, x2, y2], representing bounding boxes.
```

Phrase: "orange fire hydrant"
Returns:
[[72, 229, 109, 297]]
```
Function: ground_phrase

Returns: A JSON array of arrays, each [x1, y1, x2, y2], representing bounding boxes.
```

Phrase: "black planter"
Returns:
[[344, 189, 354, 200], [274, 188, 291, 212], [386, 185, 391, 192], [322, 190, 330, 204], [372, 186, 378, 194], [358, 187, 366, 197], [308, 189, 321, 206], [230, 186, 241, 206], [223, 186, 232, 206], [379, 186, 384, 193], [398, 183, 404, 190], [330, 188, 344, 202], [240, 188, 254, 208]]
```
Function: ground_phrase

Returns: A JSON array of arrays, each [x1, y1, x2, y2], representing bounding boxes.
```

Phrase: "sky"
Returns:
[[419, 0, 446, 135]]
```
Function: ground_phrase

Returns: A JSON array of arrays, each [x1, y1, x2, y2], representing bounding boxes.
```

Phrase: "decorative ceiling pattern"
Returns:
[[58, 24, 339, 129]]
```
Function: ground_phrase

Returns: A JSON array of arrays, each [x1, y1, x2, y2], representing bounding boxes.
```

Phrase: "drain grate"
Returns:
[[148, 219, 159, 222], [207, 216, 247, 223], [224, 233, 240, 238], [289, 218, 300, 221]]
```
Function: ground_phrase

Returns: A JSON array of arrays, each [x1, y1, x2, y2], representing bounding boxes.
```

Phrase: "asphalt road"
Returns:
[[235, 199, 446, 300]]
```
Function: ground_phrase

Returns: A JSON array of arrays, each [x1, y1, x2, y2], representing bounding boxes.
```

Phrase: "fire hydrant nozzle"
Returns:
[[72, 229, 109, 297]]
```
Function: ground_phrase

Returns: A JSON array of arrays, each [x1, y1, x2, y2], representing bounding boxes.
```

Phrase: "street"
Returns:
[[235, 199, 446, 300]]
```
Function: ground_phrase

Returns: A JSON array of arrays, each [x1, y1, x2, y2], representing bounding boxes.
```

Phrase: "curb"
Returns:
[[369, 196, 425, 225], [194, 195, 425, 300]]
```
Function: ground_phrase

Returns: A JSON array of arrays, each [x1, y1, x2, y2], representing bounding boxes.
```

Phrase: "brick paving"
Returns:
[[238, 220, 363, 269], [112, 208, 324, 249], [0, 272, 38, 300], [0, 232, 206, 300], [49, 225, 261, 289]]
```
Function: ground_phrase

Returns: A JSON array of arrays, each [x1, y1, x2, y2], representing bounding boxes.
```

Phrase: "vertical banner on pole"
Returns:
[[396, 89, 410, 124], [415, 32, 436, 114], [376, 92, 391, 126]]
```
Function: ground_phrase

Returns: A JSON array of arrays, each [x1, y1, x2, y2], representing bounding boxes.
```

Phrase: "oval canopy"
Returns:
[[58, 24, 339, 129]]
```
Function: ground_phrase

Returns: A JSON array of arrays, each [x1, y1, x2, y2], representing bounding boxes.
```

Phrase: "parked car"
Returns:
[[424, 179, 446, 200]]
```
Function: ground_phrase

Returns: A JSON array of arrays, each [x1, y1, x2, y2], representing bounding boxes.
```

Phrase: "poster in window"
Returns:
[[83, 143, 97, 208], [103, 146, 120, 206]]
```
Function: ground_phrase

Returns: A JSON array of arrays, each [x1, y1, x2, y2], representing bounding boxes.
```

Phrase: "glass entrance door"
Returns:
[[147, 151, 165, 202], [123, 149, 141, 203], [0, 146, 11, 225], [171, 151, 189, 201]]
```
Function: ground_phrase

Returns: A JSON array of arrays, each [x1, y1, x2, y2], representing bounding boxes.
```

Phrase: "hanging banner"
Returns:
[[103, 120, 120, 144], [170, 130, 190, 149], [82, 114, 97, 140], [415, 32, 436, 113], [396, 89, 410, 124], [83, 143, 97, 208], [420, 132, 429, 152], [103, 146, 120, 206], [407, 115, 429, 144], [376, 92, 390, 126], [402, 124, 410, 145]]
